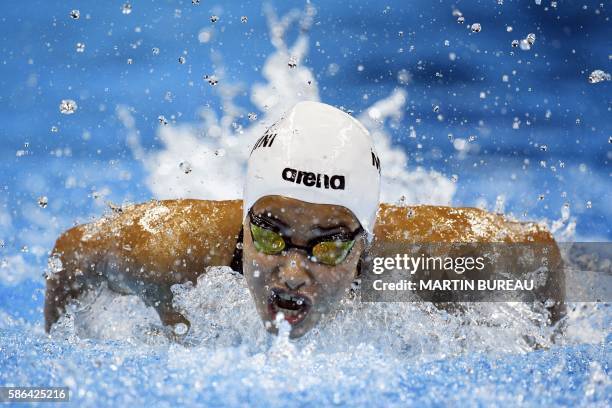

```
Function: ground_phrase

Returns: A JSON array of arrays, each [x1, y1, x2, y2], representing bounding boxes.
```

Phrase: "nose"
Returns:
[[278, 251, 312, 291]]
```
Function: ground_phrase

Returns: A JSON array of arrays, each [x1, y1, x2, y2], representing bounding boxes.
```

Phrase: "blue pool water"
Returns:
[[1, 267, 611, 407], [0, 325, 609, 407], [0, 0, 610, 406]]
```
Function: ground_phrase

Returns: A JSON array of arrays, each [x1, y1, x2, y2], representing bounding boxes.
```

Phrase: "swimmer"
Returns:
[[44, 101, 565, 338]]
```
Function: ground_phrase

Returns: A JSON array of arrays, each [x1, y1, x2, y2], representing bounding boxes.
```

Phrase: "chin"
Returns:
[[287, 313, 320, 338]]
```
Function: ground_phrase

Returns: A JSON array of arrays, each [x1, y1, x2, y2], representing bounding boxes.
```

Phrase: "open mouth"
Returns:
[[268, 288, 312, 325]]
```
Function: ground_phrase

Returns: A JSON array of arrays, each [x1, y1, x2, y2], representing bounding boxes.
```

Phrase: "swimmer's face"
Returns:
[[243, 195, 365, 338]]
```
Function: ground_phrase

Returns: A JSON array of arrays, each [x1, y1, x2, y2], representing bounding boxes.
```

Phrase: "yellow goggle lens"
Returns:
[[250, 224, 285, 254], [312, 240, 355, 266]]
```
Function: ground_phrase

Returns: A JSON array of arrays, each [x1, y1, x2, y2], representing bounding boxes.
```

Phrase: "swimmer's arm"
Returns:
[[370, 204, 565, 321], [44, 199, 243, 332], [373, 203, 557, 244]]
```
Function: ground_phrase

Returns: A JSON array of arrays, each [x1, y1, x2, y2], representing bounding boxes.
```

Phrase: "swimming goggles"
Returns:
[[248, 209, 363, 266]]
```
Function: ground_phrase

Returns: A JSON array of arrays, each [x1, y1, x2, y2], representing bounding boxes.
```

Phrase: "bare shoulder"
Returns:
[[371, 205, 565, 320], [54, 198, 243, 267], [374, 203, 554, 243]]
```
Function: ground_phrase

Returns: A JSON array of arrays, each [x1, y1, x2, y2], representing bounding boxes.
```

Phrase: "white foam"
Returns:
[[121, 5, 455, 206], [60, 266, 589, 359]]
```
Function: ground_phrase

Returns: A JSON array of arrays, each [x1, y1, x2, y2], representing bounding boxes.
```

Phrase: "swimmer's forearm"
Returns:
[[44, 199, 243, 331]]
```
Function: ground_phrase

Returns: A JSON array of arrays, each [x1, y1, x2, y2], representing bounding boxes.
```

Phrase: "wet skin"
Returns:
[[44, 198, 565, 338], [243, 196, 366, 338]]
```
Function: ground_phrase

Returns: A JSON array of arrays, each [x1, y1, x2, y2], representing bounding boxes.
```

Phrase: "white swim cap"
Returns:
[[243, 101, 381, 235]]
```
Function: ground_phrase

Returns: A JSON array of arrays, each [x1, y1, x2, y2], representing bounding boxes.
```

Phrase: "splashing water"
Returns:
[[588, 70, 611, 84], [17, 265, 607, 406], [120, 3, 454, 206], [59, 99, 78, 115], [0, 3, 609, 407], [56, 265, 607, 354]]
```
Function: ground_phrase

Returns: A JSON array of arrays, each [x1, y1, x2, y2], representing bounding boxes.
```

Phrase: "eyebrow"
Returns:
[[305, 226, 360, 246], [309, 224, 354, 237], [250, 211, 289, 232]]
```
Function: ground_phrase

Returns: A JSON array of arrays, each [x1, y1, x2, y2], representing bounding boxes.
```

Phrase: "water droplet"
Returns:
[[588, 70, 611, 84], [59, 99, 77, 115], [451, 174, 459, 183], [158, 115, 168, 125], [526, 33, 536, 46], [174, 322, 188, 335], [520, 39, 531, 51], [210, 15, 219, 23], [178, 56, 186, 64], [51, 126, 59, 133], [452, 9, 463, 17], [470, 23, 482, 33], [457, 16, 465, 24], [204, 75, 218, 86], [511, 40, 519, 48], [327, 63, 340, 76], [192, 0, 200, 4], [248, 112, 257, 121], [47, 254, 64, 277], [538, 194, 545, 201], [76, 42, 85, 53], [608, 136, 612, 144], [152, 47, 160, 55], [397, 69, 411, 85], [287, 56, 297, 68], [127, 58, 133, 64], [409, 126, 416, 138], [535, 0, 542, 5], [179, 161, 192, 174], [506, 26, 513, 32], [539, 144, 548, 152], [241, 16, 248, 23], [21, 245, 29, 253], [406, 208, 414, 222], [38, 196, 48, 208], [586, 200, 592, 209], [70, 9, 80, 20], [122, 3, 132, 15], [433, 105, 440, 113]]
